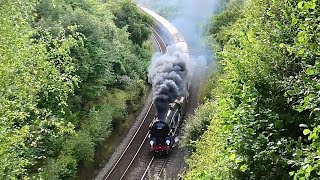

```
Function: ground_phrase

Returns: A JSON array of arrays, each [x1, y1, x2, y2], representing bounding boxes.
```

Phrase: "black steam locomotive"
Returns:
[[148, 96, 187, 155]]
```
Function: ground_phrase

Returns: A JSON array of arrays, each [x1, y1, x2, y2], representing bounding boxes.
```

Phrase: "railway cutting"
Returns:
[[96, 6, 191, 180]]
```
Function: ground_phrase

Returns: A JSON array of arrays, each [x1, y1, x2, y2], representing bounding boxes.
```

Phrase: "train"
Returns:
[[140, 6, 190, 155], [148, 96, 187, 155], [139, 6, 189, 61]]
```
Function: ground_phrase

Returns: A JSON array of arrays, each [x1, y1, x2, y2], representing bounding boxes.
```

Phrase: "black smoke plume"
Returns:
[[148, 46, 189, 121]]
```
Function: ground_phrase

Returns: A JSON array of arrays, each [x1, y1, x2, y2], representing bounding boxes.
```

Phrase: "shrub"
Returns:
[[185, 0, 320, 179], [185, 100, 233, 179], [86, 104, 113, 143], [182, 102, 214, 148], [39, 155, 77, 180]]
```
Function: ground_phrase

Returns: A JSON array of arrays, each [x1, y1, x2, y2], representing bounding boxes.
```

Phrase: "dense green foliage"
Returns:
[[35, 0, 152, 105], [0, 0, 153, 179], [139, 0, 180, 19], [112, 1, 154, 46], [185, 0, 320, 179], [182, 72, 218, 148]]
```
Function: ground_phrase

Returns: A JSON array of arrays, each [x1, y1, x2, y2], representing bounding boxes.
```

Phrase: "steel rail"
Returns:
[[140, 156, 154, 180], [140, 156, 169, 180], [150, 27, 166, 53], [104, 103, 153, 180], [119, 132, 150, 180], [152, 33, 162, 53], [156, 157, 169, 180]]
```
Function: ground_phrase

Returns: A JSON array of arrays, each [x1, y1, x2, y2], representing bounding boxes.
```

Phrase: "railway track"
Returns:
[[141, 156, 169, 180], [103, 27, 167, 180], [104, 103, 154, 180], [151, 27, 166, 53]]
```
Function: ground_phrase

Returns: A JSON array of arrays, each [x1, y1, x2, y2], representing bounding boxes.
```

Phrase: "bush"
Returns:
[[185, 100, 233, 179], [182, 102, 214, 148], [198, 72, 219, 104], [185, 0, 320, 179], [86, 104, 113, 143], [39, 155, 77, 180], [111, 0, 154, 46]]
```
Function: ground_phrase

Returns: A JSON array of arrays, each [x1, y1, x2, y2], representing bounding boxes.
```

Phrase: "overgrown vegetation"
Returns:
[[136, 0, 180, 19], [0, 0, 153, 179], [184, 0, 320, 179]]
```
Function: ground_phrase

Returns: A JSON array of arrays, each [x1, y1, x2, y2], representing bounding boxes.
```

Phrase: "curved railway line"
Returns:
[[150, 27, 167, 53], [96, 5, 192, 180], [103, 26, 168, 180]]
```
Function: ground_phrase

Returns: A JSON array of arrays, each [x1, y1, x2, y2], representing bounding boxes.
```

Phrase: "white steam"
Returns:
[[141, 0, 222, 76]]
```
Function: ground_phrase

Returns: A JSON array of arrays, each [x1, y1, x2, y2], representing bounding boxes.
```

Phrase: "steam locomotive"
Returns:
[[148, 96, 187, 155], [141, 6, 190, 155]]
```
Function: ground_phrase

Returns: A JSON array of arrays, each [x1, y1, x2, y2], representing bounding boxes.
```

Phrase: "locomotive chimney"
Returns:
[[154, 97, 169, 121]]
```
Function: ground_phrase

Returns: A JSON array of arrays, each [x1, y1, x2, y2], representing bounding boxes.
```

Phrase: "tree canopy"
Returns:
[[0, 0, 153, 179]]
